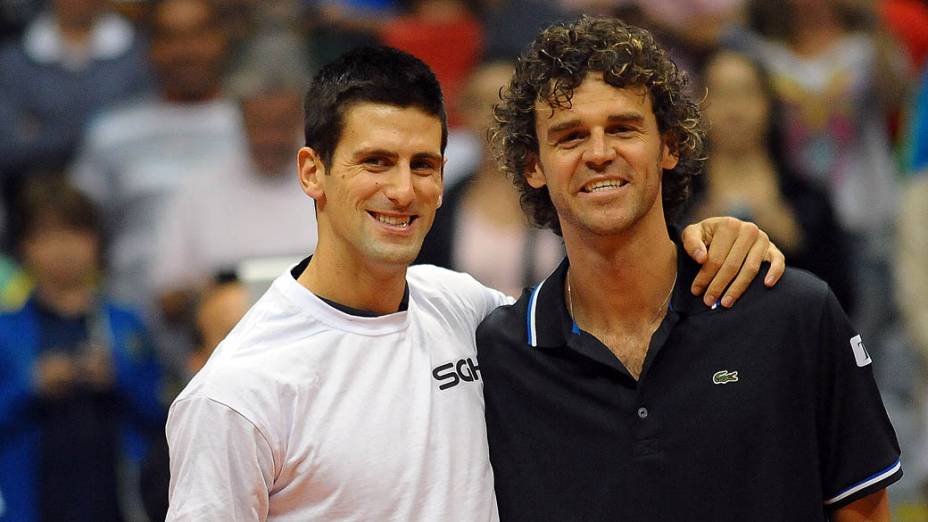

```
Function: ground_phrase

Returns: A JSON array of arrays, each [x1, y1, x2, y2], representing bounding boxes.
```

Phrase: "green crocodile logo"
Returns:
[[713, 370, 739, 385]]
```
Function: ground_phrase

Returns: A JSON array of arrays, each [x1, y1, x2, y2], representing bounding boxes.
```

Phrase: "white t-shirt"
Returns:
[[150, 158, 317, 294], [166, 264, 512, 521], [70, 97, 244, 311]]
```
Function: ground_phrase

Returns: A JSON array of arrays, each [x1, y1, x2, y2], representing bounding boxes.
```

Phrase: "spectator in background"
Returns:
[[897, 173, 928, 368], [725, 0, 908, 341], [0, 0, 153, 205], [140, 274, 250, 522], [69, 0, 240, 327], [151, 44, 316, 331], [0, 0, 43, 43], [380, 0, 483, 126], [416, 61, 563, 297], [879, 0, 928, 70], [906, 64, 928, 174], [480, 0, 569, 61], [687, 49, 855, 309], [0, 177, 163, 522]]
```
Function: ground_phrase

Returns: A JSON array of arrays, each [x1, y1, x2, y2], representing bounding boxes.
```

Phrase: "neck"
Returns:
[[161, 88, 221, 105], [35, 282, 95, 317], [708, 149, 775, 182], [563, 214, 677, 330], [297, 243, 408, 315]]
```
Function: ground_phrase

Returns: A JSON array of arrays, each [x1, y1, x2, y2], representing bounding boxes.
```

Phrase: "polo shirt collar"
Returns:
[[527, 229, 712, 349]]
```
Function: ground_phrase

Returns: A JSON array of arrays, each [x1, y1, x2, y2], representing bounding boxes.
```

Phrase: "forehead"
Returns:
[[705, 53, 761, 88], [337, 102, 443, 154], [535, 73, 654, 125]]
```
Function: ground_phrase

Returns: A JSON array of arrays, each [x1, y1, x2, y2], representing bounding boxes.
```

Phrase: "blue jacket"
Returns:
[[0, 296, 164, 522]]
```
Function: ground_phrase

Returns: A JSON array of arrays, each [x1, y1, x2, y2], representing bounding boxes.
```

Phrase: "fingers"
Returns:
[[764, 242, 786, 287], [701, 221, 761, 307], [689, 217, 740, 297], [681, 222, 709, 265], [717, 231, 769, 307]]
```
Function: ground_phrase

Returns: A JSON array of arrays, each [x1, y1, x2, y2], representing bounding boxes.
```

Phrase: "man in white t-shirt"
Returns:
[[165, 46, 784, 521]]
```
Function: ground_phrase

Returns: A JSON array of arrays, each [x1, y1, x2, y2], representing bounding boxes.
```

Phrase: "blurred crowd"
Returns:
[[0, 0, 927, 520]]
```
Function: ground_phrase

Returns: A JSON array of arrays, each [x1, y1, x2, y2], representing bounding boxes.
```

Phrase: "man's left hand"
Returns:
[[682, 217, 785, 308]]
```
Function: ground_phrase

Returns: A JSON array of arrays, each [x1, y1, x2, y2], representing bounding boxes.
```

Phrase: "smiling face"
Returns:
[[299, 102, 444, 272], [528, 73, 678, 241]]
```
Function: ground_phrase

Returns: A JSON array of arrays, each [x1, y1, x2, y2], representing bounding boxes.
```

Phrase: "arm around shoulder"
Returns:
[[166, 396, 275, 521]]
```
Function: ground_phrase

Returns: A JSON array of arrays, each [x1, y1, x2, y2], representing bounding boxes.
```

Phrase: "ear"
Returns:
[[437, 157, 447, 208], [659, 140, 680, 171], [524, 157, 547, 189], [298, 147, 326, 207]]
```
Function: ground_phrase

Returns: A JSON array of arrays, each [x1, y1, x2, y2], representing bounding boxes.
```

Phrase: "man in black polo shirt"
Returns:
[[478, 16, 901, 522]]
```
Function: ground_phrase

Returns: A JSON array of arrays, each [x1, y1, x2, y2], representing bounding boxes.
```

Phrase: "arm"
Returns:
[[681, 217, 786, 308], [166, 396, 274, 521], [831, 489, 890, 522]]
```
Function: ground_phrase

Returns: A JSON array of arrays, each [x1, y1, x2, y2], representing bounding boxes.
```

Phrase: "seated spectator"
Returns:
[[69, 0, 241, 321], [380, 0, 483, 126], [0, 0, 153, 195], [416, 61, 563, 296], [687, 49, 855, 309], [724, 0, 907, 341], [150, 53, 316, 324], [140, 274, 250, 522], [0, 177, 163, 522], [906, 64, 928, 174]]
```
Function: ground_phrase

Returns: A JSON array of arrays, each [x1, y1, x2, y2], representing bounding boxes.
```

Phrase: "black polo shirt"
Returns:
[[477, 241, 901, 522]]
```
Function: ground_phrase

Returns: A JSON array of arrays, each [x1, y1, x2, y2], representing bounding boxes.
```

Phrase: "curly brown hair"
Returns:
[[491, 16, 705, 235]]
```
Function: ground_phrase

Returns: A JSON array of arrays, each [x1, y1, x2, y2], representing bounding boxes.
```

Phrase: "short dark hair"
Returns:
[[492, 16, 706, 235], [303, 46, 448, 168], [12, 176, 102, 245]]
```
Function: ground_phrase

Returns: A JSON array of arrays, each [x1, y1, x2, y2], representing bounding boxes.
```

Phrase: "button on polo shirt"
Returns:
[[477, 237, 902, 522]]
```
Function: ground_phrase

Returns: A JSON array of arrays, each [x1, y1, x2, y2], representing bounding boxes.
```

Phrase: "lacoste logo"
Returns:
[[712, 370, 739, 385]]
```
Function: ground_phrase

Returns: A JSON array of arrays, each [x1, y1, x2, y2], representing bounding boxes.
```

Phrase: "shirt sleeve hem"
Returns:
[[824, 458, 903, 510]]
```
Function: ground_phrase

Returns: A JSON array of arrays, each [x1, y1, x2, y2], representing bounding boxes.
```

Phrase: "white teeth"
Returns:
[[373, 213, 412, 227], [584, 180, 627, 193]]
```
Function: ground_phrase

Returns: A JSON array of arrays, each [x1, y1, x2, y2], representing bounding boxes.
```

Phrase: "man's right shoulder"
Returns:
[[476, 288, 531, 346], [173, 289, 323, 407]]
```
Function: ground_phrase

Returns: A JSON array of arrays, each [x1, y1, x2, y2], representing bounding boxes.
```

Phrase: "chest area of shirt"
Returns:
[[278, 324, 489, 482]]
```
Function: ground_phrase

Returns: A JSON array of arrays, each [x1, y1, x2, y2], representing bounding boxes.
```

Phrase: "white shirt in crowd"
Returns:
[[166, 264, 512, 521], [70, 97, 244, 312], [150, 158, 317, 294]]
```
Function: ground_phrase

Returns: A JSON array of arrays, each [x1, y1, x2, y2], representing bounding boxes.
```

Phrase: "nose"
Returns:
[[384, 164, 415, 208], [583, 129, 615, 171]]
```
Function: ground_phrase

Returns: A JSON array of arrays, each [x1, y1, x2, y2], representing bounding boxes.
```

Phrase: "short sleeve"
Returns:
[[166, 397, 275, 521], [817, 290, 902, 509]]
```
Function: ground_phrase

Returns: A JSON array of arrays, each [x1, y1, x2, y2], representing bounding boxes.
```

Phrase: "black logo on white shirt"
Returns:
[[432, 358, 481, 390]]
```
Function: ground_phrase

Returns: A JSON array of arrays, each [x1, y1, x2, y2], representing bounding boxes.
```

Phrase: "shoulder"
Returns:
[[174, 287, 321, 409], [476, 288, 530, 345], [408, 264, 507, 303], [727, 265, 838, 330]]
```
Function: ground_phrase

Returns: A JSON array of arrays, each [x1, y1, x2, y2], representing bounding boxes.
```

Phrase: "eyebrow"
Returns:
[[546, 113, 645, 135], [354, 148, 443, 162]]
